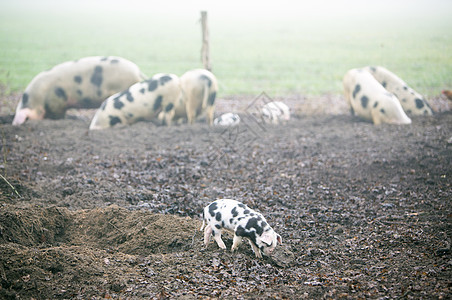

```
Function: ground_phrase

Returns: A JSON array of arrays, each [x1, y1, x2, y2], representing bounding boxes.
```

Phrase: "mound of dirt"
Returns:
[[0, 204, 199, 254], [0, 96, 451, 298]]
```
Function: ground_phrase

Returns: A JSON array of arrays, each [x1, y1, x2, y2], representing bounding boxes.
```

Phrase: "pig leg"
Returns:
[[200, 219, 205, 231], [371, 109, 382, 125], [186, 106, 196, 125], [203, 224, 212, 246], [206, 105, 215, 126], [231, 234, 242, 252], [248, 240, 262, 258], [162, 105, 175, 126], [212, 230, 226, 250]]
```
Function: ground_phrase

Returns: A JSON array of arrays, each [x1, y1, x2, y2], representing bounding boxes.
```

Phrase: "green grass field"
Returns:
[[0, 0, 451, 98]]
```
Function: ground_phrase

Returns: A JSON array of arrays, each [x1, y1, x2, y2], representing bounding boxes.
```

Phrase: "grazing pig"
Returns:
[[89, 73, 182, 130], [175, 69, 218, 125], [261, 101, 290, 124], [343, 68, 412, 125], [364, 66, 433, 116], [213, 113, 240, 126], [12, 56, 146, 125], [200, 199, 282, 258]]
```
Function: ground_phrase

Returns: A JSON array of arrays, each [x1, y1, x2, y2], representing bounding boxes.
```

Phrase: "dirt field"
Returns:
[[0, 95, 451, 299]]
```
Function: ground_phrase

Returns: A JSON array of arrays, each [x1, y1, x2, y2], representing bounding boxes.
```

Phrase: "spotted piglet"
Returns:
[[262, 101, 290, 125], [200, 199, 282, 258]]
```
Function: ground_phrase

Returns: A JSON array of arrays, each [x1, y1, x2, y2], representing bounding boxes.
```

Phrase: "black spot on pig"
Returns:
[[245, 218, 263, 235], [236, 225, 257, 245], [81, 98, 92, 106], [100, 57, 108, 61], [165, 103, 174, 112], [147, 79, 158, 92], [380, 108, 386, 114], [140, 88, 145, 94], [22, 93, 29, 107], [352, 84, 361, 99], [208, 202, 218, 217], [238, 203, 246, 209], [109, 116, 122, 126], [402, 98, 407, 102], [231, 207, 238, 217], [74, 76, 82, 84], [244, 209, 250, 215], [215, 224, 221, 229], [200, 74, 212, 87], [125, 91, 134, 102], [91, 66, 103, 87], [159, 75, 172, 85], [415, 98, 424, 109], [215, 212, 222, 221], [153, 95, 163, 111], [382, 81, 387, 88], [114, 98, 124, 109], [361, 96, 369, 108], [403, 86, 408, 90], [373, 101, 379, 108], [208, 92, 216, 106], [229, 218, 234, 224], [369, 66, 376, 72], [54, 87, 68, 101], [110, 59, 119, 64]]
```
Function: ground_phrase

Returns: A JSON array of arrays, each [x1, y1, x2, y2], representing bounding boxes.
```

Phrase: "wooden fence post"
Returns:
[[200, 11, 212, 71]]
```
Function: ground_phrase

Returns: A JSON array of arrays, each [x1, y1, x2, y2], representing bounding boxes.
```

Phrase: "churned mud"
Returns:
[[0, 95, 451, 299]]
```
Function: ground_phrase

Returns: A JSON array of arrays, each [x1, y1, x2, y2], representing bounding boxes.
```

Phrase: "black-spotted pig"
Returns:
[[174, 69, 218, 125], [12, 56, 146, 125], [200, 199, 282, 258], [364, 66, 433, 116], [89, 73, 182, 130], [343, 68, 412, 125]]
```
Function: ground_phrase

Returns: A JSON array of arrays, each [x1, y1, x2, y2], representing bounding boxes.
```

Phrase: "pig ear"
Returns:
[[277, 234, 282, 245]]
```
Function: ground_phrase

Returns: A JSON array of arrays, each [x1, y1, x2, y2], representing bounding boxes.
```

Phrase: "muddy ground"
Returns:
[[0, 94, 451, 299]]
